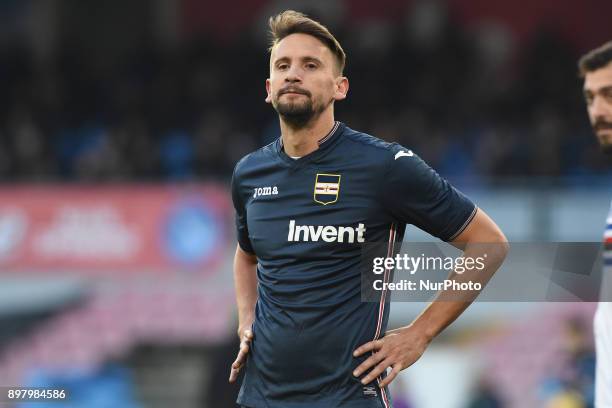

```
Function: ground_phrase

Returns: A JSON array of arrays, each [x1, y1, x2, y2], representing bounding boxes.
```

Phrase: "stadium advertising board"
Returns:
[[0, 185, 230, 274]]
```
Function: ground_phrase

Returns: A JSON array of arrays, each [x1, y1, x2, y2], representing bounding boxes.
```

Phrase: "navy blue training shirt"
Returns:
[[232, 122, 477, 408]]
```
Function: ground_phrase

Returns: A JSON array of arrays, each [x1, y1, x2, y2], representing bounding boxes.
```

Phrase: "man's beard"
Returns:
[[599, 139, 612, 154], [593, 119, 612, 154], [273, 92, 329, 129]]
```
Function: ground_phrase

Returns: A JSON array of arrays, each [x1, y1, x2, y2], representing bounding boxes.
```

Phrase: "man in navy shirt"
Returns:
[[229, 10, 508, 408]]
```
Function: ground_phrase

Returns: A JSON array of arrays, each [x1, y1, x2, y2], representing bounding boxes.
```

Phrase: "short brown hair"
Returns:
[[578, 40, 612, 77], [268, 10, 346, 74]]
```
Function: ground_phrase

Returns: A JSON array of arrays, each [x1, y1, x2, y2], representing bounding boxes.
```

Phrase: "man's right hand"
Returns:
[[228, 328, 254, 383]]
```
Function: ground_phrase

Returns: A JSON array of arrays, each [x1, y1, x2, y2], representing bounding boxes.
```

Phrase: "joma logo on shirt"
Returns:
[[287, 220, 366, 243], [253, 186, 278, 198]]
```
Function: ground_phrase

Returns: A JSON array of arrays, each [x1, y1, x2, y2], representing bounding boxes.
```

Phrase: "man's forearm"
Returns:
[[234, 245, 258, 335], [410, 238, 508, 341]]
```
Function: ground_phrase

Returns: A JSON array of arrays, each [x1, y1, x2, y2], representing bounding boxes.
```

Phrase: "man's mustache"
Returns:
[[593, 119, 612, 131], [279, 87, 311, 97]]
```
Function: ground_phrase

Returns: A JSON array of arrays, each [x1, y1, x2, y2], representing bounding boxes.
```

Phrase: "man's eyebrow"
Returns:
[[273, 56, 290, 64], [302, 56, 323, 64], [272, 56, 324, 65], [585, 85, 612, 94]]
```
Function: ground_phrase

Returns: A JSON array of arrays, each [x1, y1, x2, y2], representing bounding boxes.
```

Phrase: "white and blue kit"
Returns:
[[596, 202, 612, 408]]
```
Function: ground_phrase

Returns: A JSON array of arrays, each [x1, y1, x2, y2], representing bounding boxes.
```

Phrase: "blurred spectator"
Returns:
[[540, 317, 596, 408], [465, 377, 504, 408]]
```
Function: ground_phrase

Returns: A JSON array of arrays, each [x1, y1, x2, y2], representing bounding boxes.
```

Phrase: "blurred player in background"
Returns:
[[579, 40, 612, 408], [229, 10, 508, 408]]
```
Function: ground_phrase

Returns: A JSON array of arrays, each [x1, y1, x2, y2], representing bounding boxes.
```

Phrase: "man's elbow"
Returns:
[[487, 226, 509, 261], [472, 209, 508, 259]]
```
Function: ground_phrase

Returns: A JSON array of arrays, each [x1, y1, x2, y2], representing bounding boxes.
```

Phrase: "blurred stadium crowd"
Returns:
[[0, 0, 610, 184]]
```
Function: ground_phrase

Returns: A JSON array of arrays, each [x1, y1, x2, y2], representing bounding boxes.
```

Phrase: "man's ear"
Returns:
[[265, 79, 272, 103], [333, 76, 349, 101]]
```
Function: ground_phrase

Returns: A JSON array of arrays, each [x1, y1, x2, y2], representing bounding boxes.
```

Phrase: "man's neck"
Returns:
[[280, 110, 335, 158]]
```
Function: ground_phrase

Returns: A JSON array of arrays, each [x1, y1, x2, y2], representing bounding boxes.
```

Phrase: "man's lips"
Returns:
[[593, 121, 612, 132], [279, 89, 309, 96]]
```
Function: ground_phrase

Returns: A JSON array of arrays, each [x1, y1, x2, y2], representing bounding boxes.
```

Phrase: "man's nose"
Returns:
[[285, 66, 303, 82]]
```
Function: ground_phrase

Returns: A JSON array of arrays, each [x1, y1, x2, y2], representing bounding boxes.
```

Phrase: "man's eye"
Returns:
[[278, 64, 288, 70], [305, 63, 317, 69]]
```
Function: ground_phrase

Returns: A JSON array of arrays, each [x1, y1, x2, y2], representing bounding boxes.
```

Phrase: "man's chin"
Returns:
[[597, 132, 612, 154], [276, 99, 310, 113], [275, 103, 315, 127], [276, 106, 311, 117], [277, 109, 314, 128]]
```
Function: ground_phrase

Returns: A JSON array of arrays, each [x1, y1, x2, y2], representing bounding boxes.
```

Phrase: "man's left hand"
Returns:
[[352, 325, 431, 388]]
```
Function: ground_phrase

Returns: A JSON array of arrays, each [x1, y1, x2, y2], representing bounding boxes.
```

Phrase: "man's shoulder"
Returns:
[[341, 125, 416, 163], [342, 126, 392, 151], [233, 140, 278, 179]]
